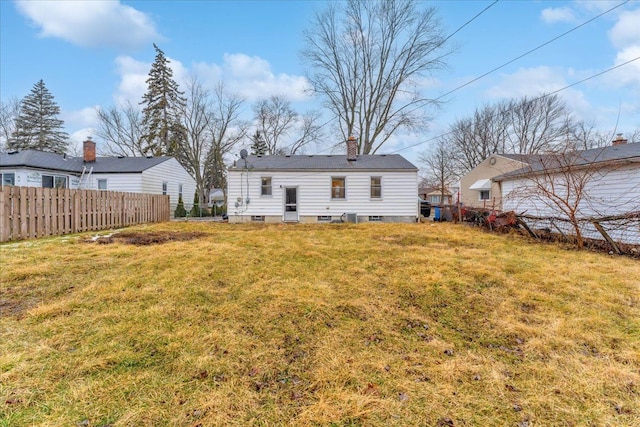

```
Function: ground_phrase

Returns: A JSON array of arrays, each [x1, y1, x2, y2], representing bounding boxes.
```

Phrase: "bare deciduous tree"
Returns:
[[500, 145, 638, 248], [0, 97, 20, 152], [95, 102, 144, 156], [174, 77, 215, 205], [420, 138, 456, 205], [448, 101, 511, 176], [253, 95, 322, 155], [302, 0, 450, 154], [506, 94, 571, 154], [205, 84, 249, 199]]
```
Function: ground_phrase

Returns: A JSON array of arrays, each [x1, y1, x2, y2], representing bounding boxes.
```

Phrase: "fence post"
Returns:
[[592, 221, 621, 255], [0, 188, 8, 242], [516, 217, 538, 239]]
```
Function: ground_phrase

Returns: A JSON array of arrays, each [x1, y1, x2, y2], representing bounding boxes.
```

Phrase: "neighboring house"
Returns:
[[0, 139, 195, 214], [459, 153, 534, 210], [419, 186, 453, 205], [494, 138, 639, 243], [227, 137, 419, 223]]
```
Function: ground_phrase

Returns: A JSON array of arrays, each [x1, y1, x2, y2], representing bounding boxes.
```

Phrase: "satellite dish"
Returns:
[[240, 149, 248, 159]]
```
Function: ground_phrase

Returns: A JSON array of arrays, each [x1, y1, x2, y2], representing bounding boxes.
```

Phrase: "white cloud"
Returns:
[[609, 45, 640, 88], [608, 8, 640, 49], [541, 7, 577, 24], [63, 106, 99, 129], [217, 53, 313, 102], [487, 66, 591, 120], [113, 56, 149, 105], [112, 52, 312, 107], [14, 0, 161, 50]]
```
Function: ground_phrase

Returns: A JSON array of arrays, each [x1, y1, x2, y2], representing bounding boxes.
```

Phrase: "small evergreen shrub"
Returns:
[[174, 195, 187, 218], [190, 192, 201, 217]]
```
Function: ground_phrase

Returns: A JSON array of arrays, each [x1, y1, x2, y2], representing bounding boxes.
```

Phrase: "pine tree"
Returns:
[[8, 80, 69, 153], [250, 130, 267, 155], [140, 44, 186, 157]]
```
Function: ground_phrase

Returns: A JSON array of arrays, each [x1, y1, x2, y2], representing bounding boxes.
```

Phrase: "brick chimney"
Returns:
[[612, 133, 628, 146], [83, 137, 96, 162], [346, 135, 357, 161]]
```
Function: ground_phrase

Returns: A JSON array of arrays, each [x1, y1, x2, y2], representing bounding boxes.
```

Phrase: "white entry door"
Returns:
[[283, 187, 299, 222]]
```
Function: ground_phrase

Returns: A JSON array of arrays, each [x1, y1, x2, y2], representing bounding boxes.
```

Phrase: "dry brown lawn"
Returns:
[[1, 222, 639, 426]]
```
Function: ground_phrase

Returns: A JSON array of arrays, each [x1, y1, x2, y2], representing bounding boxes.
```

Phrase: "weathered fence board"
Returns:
[[0, 186, 170, 242]]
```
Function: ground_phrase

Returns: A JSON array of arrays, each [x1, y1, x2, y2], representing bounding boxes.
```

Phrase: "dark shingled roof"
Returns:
[[0, 150, 172, 174], [494, 142, 640, 180], [230, 154, 417, 171]]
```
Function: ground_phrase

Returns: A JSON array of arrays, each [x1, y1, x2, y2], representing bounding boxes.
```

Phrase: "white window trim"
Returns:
[[97, 178, 108, 191], [42, 174, 68, 188], [331, 176, 346, 200], [162, 181, 168, 195], [1, 172, 15, 186], [261, 176, 273, 197], [479, 190, 490, 201], [370, 176, 382, 200]]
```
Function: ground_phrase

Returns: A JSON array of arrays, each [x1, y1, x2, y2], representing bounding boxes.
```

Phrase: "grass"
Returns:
[[1, 222, 639, 426]]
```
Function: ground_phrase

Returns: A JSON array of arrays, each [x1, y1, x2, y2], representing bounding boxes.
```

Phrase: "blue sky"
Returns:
[[1, 0, 639, 166]]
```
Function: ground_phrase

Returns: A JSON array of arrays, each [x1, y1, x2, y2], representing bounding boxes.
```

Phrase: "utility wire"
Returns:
[[390, 55, 640, 155], [434, 0, 630, 102], [302, 0, 500, 157], [311, 0, 624, 157]]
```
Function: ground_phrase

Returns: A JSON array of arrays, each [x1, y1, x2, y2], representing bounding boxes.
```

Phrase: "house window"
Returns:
[[479, 190, 490, 201], [430, 195, 441, 204], [1, 172, 15, 186], [317, 215, 332, 222], [97, 179, 107, 190], [179, 184, 183, 199], [42, 175, 66, 188], [162, 182, 168, 195], [251, 215, 265, 222], [331, 177, 345, 199], [369, 216, 382, 222], [261, 177, 272, 196], [370, 176, 381, 199]]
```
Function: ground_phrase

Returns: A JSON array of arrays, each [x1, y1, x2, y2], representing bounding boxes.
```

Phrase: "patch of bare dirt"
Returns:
[[88, 231, 206, 246]]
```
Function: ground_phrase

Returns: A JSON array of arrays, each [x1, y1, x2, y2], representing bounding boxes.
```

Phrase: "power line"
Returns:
[[390, 55, 640, 155], [304, 0, 500, 157], [434, 0, 630, 102]]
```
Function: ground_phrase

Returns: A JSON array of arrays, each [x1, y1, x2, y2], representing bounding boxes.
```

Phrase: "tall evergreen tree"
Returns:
[[140, 44, 186, 156], [8, 80, 69, 153], [250, 130, 267, 155]]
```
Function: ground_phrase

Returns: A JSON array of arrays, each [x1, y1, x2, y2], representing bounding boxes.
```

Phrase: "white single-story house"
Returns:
[[0, 139, 196, 213], [495, 137, 639, 244], [227, 138, 419, 223]]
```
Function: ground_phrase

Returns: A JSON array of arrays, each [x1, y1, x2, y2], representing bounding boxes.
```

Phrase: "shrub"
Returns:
[[190, 192, 201, 217], [174, 195, 187, 218]]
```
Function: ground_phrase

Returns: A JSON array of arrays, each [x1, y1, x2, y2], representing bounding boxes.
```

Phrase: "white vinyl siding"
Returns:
[[141, 158, 195, 212], [88, 173, 143, 193], [228, 170, 418, 219], [502, 163, 640, 244]]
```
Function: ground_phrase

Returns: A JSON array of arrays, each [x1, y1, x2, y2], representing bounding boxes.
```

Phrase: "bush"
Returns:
[[174, 195, 187, 218], [190, 192, 201, 217]]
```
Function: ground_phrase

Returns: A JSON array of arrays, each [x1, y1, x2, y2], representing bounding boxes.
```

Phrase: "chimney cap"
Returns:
[[612, 133, 628, 146]]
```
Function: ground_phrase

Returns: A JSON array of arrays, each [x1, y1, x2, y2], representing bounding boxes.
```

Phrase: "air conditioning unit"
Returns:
[[345, 213, 358, 223]]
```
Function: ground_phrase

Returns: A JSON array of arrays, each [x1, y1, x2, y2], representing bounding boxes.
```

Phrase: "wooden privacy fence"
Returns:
[[0, 186, 170, 242]]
